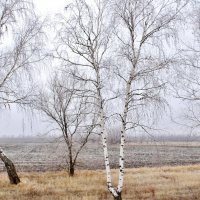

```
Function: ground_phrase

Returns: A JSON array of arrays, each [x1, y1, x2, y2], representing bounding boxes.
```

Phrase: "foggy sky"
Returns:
[[0, 0, 189, 137], [0, 0, 68, 137]]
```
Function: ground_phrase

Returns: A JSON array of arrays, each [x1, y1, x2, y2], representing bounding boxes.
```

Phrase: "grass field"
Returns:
[[0, 164, 200, 200]]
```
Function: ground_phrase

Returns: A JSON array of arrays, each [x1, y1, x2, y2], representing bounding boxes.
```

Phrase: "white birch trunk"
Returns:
[[117, 78, 132, 194], [100, 109, 118, 197], [96, 69, 118, 198]]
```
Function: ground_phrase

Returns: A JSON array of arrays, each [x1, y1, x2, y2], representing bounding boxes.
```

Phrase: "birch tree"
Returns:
[[0, 0, 44, 184], [55, 0, 188, 199], [55, 0, 120, 197], [113, 0, 189, 198], [32, 71, 96, 176]]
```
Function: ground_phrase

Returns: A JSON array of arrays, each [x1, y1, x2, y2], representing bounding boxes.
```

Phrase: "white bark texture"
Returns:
[[117, 78, 132, 193], [96, 67, 118, 197], [100, 110, 118, 197], [114, 0, 188, 196], [53, 0, 189, 198]]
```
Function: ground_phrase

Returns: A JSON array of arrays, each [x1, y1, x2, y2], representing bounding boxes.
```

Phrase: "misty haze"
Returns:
[[0, 0, 200, 200]]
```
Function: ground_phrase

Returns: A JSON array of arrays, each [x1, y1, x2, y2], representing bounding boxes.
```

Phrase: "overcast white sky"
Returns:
[[0, 0, 190, 137], [0, 0, 69, 137], [34, 0, 67, 15]]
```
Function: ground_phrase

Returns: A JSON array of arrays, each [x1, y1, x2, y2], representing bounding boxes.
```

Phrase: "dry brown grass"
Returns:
[[0, 165, 200, 200]]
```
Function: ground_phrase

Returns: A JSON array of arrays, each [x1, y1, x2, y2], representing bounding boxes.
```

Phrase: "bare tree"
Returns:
[[112, 0, 189, 198], [55, 0, 119, 195], [0, 0, 32, 37], [172, 51, 200, 133], [32, 71, 96, 176], [0, 148, 20, 184], [54, 0, 121, 195], [172, 2, 200, 133], [0, 0, 44, 184], [55, 0, 188, 199]]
